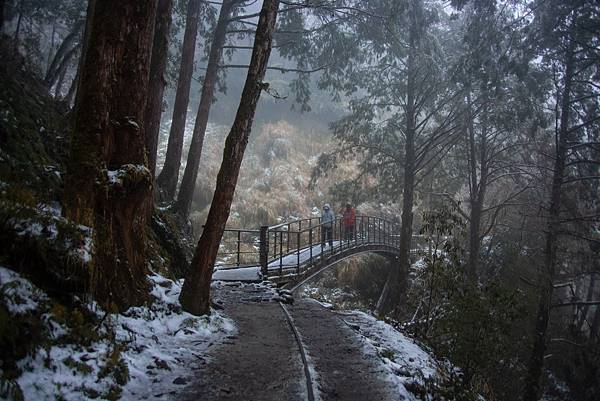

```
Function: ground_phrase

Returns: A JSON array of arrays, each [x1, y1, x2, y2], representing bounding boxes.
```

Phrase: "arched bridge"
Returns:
[[212, 215, 424, 287]]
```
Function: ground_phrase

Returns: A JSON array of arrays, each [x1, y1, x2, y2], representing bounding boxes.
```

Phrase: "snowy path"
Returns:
[[288, 298, 398, 401], [177, 283, 399, 401]]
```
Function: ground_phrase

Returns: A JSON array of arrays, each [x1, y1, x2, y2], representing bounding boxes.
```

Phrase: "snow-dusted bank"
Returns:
[[0, 267, 235, 400], [338, 310, 440, 400]]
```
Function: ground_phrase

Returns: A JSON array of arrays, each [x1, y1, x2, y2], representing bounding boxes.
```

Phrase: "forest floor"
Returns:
[[178, 282, 436, 401]]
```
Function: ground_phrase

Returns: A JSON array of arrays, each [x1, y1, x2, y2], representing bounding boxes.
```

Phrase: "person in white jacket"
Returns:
[[321, 204, 335, 248]]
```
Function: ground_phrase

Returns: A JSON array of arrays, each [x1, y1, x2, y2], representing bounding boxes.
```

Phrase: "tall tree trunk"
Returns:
[[46, 23, 57, 71], [179, 0, 280, 316], [44, 20, 83, 88], [65, 67, 79, 107], [144, 0, 173, 177], [175, 0, 235, 219], [0, 0, 5, 33], [63, 0, 157, 310], [156, 0, 201, 200], [376, 12, 418, 316], [13, 1, 22, 52], [575, 273, 596, 333], [72, 0, 96, 111], [467, 98, 488, 281], [591, 288, 600, 338], [54, 58, 68, 97], [523, 35, 575, 401], [51, 43, 79, 97]]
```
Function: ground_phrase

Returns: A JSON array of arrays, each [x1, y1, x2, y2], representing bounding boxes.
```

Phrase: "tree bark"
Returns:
[[175, 0, 236, 219], [63, 0, 157, 310], [144, 0, 173, 177], [156, 0, 202, 200], [179, 0, 280, 316], [523, 35, 575, 401], [375, 10, 418, 316]]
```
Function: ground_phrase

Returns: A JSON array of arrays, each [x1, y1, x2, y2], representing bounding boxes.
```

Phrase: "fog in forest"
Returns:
[[0, 1, 598, 400]]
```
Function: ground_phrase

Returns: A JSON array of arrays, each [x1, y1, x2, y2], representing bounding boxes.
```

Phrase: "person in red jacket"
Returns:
[[342, 203, 356, 241]]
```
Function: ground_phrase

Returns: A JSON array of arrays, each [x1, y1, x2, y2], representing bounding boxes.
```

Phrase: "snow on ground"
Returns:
[[212, 266, 262, 282], [268, 241, 342, 268], [211, 241, 346, 282], [118, 274, 236, 400], [0, 267, 48, 315], [337, 310, 440, 400], [0, 267, 235, 401]]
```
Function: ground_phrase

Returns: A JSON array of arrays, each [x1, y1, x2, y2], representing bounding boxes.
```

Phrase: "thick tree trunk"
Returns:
[[523, 36, 575, 401], [44, 20, 83, 88], [156, 0, 201, 200], [175, 0, 235, 219], [63, 0, 157, 310], [179, 0, 280, 316], [376, 16, 418, 316], [144, 0, 173, 177]]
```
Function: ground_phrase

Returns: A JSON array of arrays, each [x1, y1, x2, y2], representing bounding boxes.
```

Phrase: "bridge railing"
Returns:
[[263, 215, 402, 278], [214, 228, 261, 268], [215, 215, 426, 277], [214, 216, 430, 279]]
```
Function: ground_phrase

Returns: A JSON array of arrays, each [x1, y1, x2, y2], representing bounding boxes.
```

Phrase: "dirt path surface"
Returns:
[[288, 298, 399, 401], [178, 283, 398, 401], [178, 282, 305, 401]]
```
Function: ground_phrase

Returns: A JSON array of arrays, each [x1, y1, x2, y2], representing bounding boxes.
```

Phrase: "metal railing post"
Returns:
[[338, 218, 342, 252], [279, 231, 283, 276], [297, 231, 301, 274], [237, 230, 241, 267], [286, 223, 290, 254], [309, 227, 313, 265], [260, 226, 269, 277]]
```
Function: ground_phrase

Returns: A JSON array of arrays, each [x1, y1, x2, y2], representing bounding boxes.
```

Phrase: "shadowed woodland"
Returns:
[[0, 0, 599, 400]]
